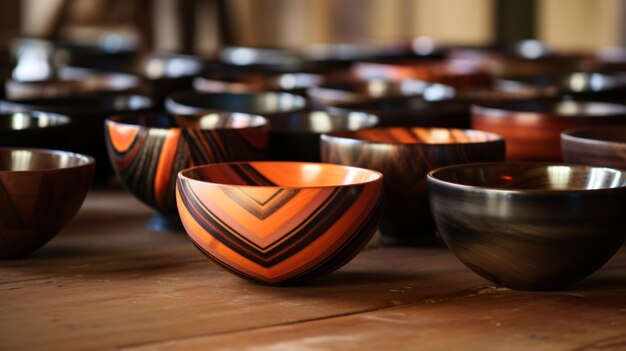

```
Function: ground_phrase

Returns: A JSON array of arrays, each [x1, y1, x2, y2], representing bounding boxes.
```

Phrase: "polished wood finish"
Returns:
[[1, 187, 625, 349]]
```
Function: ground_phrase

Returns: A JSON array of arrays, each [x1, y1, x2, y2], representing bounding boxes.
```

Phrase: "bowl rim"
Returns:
[[427, 161, 626, 194], [0, 93, 154, 114], [178, 161, 384, 190], [471, 100, 626, 118], [321, 127, 504, 146], [0, 147, 95, 174], [561, 126, 626, 146], [0, 111, 71, 129], [105, 111, 269, 131]]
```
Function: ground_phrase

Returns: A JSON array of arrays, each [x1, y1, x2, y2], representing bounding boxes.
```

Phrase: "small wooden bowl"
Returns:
[[562, 126, 626, 169], [0, 148, 94, 258], [141, 53, 206, 107], [106, 112, 268, 232], [194, 72, 324, 95], [428, 162, 626, 290], [177, 161, 384, 285], [472, 100, 626, 161], [321, 127, 505, 246]]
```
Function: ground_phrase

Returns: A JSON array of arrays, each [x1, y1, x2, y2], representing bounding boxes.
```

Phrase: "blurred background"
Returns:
[[1, 0, 625, 54]]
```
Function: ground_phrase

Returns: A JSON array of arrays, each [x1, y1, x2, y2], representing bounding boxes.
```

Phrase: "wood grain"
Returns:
[[0, 186, 624, 350]]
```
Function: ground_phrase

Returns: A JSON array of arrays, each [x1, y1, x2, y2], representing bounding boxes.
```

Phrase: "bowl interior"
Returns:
[[564, 127, 626, 144], [181, 162, 382, 187], [430, 163, 626, 191], [0, 112, 70, 131], [327, 127, 501, 144], [110, 112, 266, 130], [0, 148, 92, 172]]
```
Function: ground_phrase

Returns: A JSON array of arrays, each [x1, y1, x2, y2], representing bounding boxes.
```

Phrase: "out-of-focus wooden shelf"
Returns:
[[1, 187, 625, 350]]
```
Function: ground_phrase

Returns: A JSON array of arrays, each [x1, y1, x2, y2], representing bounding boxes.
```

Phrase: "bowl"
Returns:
[[428, 162, 626, 290], [308, 79, 455, 108], [0, 93, 154, 179], [0, 148, 94, 258], [562, 126, 626, 169], [471, 100, 626, 161], [321, 127, 505, 246], [0, 111, 70, 150], [326, 95, 470, 129], [194, 71, 324, 96], [141, 53, 206, 107], [5, 66, 140, 100], [176, 161, 384, 285], [352, 59, 492, 90], [165, 91, 307, 117], [105, 112, 268, 232]]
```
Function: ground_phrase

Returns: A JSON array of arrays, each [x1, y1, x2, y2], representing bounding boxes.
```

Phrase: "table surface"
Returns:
[[1, 186, 625, 351]]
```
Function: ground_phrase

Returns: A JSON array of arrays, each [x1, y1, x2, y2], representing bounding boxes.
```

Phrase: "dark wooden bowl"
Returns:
[[5, 67, 140, 100], [0, 94, 154, 179], [471, 100, 626, 161], [141, 53, 206, 107], [562, 126, 626, 169], [0, 111, 70, 150], [327, 95, 470, 129], [428, 162, 626, 290], [177, 161, 383, 285], [105, 112, 268, 232], [0, 148, 94, 258], [194, 71, 324, 96], [321, 127, 505, 246]]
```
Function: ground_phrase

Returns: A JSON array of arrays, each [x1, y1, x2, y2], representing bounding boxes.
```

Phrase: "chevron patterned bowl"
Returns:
[[0, 148, 94, 258], [105, 112, 269, 232], [176, 161, 384, 285]]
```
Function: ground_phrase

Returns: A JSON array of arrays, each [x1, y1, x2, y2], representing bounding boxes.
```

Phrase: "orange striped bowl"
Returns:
[[176, 161, 384, 285], [105, 112, 269, 231]]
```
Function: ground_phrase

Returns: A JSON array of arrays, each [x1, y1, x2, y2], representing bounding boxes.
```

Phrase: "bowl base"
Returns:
[[148, 213, 184, 233]]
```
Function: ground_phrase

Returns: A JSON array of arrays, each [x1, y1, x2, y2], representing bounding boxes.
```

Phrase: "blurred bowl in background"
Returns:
[[176, 161, 384, 285], [0, 111, 71, 150], [428, 162, 626, 290], [471, 99, 626, 161], [194, 71, 324, 96], [106, 112, 268, 232], [0, 148, 94, 258], [141, 53, 206, 107], [322, 127, 505, 246], [562, 126, 626, 169]]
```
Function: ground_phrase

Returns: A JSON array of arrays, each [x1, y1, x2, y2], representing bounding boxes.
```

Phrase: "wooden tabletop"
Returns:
[[1, 186, 625, 351]]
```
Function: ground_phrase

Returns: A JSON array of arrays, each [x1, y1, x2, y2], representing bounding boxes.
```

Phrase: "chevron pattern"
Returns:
[[105, 115, 268, 213], [177, 162, 384, 285]]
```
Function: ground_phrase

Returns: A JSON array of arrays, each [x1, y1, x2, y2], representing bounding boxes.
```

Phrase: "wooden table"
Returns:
[[1, 187, 625, 350]]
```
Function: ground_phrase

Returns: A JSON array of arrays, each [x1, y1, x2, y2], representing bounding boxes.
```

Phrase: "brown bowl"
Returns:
[[428, 162, 626, 290], [562, 126, 626, 169], [0, 111, 70, 150], [321, 127, 505, 246], [106, 112, 269, 232], [194, 72, 324, 95], [472, 100, 626, 161], [0, 148, 94, 258]]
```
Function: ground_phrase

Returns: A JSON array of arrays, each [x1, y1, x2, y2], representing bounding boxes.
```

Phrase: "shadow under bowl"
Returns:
[[105, 112, 269, 232], [562, 126, 626, 169], [176, 161, 384, 285], [321, 127, 505, 246], [0, 148, 95, 258], [471, 99, 626, 161], [427, 162, 626, 290]]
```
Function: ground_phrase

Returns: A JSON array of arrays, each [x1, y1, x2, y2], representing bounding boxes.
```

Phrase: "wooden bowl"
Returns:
[[321, 127, 505, 246], [194, 72, 324, 95], [428, 162, 626, 290], [165, 91, 307, 118], [5, 67, 140, 100], [327, 95, 470, 129], [471, 100, 626, 161], [105, 112, 268, 232], [141, 53, 206, 107], [177, 161, 384, 285], [0, 94, 154, 179], [0, 148, 94, 258], [308, 79, 455, 108], [0, 111, 70, 150], [562, 126, 626, 169]]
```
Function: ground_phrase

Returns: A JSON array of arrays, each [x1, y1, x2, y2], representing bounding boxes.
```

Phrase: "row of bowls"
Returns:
[[2, 118, 625, 290]]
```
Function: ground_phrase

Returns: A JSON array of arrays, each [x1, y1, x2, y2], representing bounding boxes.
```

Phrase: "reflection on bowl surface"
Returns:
[[562, 126, 626, 169], [322, 127, 505, 246], [0, 148, 94, 258], [177, 161, 384, 285], [428, 162, 626, 290]]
